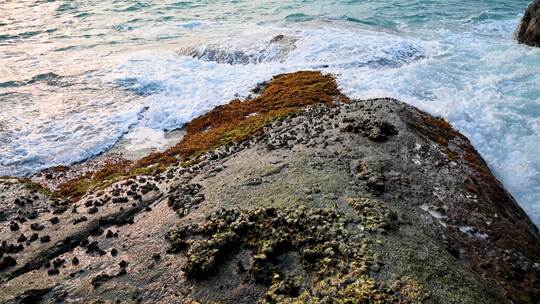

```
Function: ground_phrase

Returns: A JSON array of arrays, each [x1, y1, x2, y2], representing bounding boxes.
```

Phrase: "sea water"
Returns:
[[0, 0, 539, 225]]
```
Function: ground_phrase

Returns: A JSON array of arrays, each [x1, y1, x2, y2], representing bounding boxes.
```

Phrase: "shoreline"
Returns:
[[30, 128, 186, 194]]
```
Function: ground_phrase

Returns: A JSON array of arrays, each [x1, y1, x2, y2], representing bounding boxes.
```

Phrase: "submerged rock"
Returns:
[[517, 0, 540, 47], [177, 35, 297, 65]]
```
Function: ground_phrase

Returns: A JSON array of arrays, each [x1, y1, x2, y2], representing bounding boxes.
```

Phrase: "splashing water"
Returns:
[[0, 0, 538, 225]]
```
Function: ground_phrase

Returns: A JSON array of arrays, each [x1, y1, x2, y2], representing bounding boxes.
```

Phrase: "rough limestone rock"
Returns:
[[0, 98, 539, 303], [517, 0, 540, 47]]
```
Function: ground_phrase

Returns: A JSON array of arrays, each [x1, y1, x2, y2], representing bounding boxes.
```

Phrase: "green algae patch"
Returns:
[[55, 71, 348, 201], [266, 273, 429, 304], [0, 176, 54, 197], [56, 159, 132, 201]]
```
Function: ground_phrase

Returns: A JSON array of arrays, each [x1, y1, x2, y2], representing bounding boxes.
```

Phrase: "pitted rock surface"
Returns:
[[1, 98, 539, 304]]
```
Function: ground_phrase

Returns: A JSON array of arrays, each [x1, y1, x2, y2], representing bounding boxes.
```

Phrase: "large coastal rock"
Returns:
[[0, 72, 539, 303], [517, 0, 540, 47]]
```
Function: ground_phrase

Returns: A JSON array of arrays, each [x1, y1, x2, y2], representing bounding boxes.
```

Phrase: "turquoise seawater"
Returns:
[[0, 0, 539, 224]]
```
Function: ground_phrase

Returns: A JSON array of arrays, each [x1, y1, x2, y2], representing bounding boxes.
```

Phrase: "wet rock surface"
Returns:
[[517, 0, 540, 47], [167, 183, 205, 217], [166, 206, 425, 303], [1, 98, 539, 303], [342, 117, 398, 142], [176, 34, 298, 65]]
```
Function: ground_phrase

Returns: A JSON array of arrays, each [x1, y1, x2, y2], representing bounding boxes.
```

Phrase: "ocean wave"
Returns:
[[338, 15, 399, 29], [175, 24, 426, 69], [0, 30, 44, 42], [177, 20, 205, 30], [105, 24, 429, 153], [0, 72, 67, 88], [0, 76, 145, 176], [285, 13, 317, 22], [177, 34, 297, 65], [114, 2, 151, 13], [116, 77, 166, 96]]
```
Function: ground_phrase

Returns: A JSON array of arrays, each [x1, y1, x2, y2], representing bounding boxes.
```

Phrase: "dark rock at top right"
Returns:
[[517, 0, 540, 47]]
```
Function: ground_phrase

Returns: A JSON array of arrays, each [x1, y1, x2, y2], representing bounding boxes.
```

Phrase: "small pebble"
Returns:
[[28, 233, 39, 242], [47, 268, 60, 276], [0, 256, 17, 270], [52, 258, 65, 268], [9, 221, 19, 231], [73, 216, 87, 225], [30, 223, 44, 231]]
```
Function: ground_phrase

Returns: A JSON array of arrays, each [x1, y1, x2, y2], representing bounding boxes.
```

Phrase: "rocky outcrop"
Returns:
[[517, 0, 540, 47], [176, 34, 298, 65], [0, 72, 539, 303]]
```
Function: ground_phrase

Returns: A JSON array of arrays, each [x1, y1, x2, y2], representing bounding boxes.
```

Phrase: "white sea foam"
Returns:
[[1, 19, 538, 225], [107, 22, 540, 225], [0, 84, 145, 175], [123, 126, 168, 151]]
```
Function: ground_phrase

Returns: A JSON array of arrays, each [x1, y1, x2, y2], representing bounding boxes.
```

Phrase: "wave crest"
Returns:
[[177, 34, 297, 65]]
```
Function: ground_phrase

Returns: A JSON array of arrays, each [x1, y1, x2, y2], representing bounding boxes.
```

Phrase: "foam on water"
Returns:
[[104, 24, 428, 147], [0, 0, 538, 225], [123, 127, 168, 151], [106, 21, 540, 224], [332, 22, 540, 224], [0, 78, 146, 175]]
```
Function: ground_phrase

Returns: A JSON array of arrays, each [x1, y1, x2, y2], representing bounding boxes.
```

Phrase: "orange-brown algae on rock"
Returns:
[[143, 70, 349, 161], [55, 159, 133, 202], [407, 111, 460, 161], [52, 71, 348, 202]]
